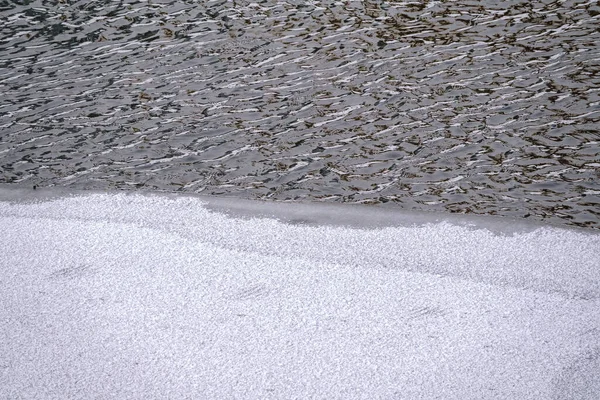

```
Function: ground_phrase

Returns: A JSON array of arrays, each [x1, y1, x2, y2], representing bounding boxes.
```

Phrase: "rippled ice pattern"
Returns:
[[1, 0, 599, 228]]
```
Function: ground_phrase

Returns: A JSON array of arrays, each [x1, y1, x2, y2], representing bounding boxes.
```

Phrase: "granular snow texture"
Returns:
[[1, 190, 599, 399]]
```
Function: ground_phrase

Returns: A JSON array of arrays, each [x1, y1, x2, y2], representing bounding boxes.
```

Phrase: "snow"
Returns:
[[1, 188, 599, 399]]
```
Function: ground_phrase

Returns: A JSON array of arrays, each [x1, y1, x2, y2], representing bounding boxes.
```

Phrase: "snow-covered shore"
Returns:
[[1, 189, 599, 399]]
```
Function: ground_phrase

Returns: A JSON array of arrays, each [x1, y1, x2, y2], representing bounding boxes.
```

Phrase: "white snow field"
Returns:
[[1, 188, 599, 399]]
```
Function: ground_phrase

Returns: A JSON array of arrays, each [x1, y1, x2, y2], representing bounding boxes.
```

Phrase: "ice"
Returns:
[[1, 188, 599, 399]]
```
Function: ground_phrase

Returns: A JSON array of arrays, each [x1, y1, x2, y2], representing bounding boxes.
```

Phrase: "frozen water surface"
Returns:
[[1, 187, 599, 399]]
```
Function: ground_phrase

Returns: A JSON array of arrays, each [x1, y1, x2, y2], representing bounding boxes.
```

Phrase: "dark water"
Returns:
[[1, 0, 599, 228]]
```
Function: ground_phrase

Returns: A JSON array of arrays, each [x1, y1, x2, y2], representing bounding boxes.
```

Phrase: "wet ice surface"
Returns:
[[1, 189, 600, 399], [1, 1, 599, 228]]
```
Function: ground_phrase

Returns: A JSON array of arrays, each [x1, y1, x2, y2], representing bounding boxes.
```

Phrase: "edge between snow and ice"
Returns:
[[1, 186, 599, 301]]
